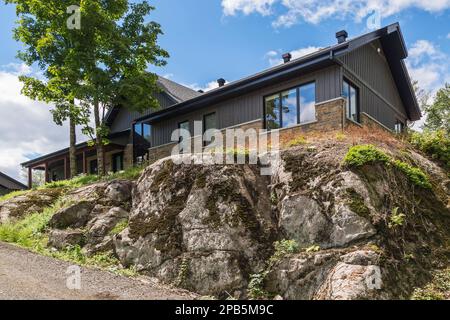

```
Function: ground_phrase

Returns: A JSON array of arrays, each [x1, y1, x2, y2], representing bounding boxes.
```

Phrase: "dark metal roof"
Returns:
[[135, 22, 420, 123], [157, 76, 203, 102], [104, 76, 202, 126], [0, 172, 27, 190], [21, 130, 130, 167]]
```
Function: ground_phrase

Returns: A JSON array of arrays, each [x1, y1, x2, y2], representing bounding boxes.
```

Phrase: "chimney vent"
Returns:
[[217, 78, 226, 87], [336, 30, 348, 44], [282, 53, 292, 63]]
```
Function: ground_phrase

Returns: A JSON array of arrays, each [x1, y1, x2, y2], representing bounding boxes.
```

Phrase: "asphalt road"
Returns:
[[0, 242, 197, 300]]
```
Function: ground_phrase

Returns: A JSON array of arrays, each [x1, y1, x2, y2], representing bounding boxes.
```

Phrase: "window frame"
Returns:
[[343, 78, 360, 123], [263, 81, 317, 130], [112, 152, 124, 173], [202, 112, 217, 147]]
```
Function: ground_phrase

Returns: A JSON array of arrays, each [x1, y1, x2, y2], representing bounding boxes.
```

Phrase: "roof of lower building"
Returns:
[[157, 76, 203, 103], [0, 172, 27, 190]]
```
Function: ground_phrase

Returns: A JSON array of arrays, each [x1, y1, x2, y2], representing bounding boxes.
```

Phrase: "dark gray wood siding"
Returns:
[[338, 40, 408, 129], [109, 92, 175, 133], [151, 65, 341, 146]]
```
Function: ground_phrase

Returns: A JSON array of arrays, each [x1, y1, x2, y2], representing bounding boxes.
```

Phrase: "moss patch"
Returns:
[[346, 188, 371, 219]]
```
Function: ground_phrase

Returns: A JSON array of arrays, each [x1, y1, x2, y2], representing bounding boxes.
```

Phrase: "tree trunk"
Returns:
[[93, 98, 105, 176], [69, 105, 77, 178]]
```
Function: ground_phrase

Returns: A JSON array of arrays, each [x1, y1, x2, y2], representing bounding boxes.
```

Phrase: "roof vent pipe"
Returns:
[[336, 30, 348, 44], [217, 78, 226, 87], [282, 53, 292, 63]]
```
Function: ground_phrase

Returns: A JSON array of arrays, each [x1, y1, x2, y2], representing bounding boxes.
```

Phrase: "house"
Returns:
[[0, 172, 27, 196], [21, 23, 420, 187]]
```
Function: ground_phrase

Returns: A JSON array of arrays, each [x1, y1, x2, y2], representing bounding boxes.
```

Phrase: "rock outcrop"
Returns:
[[2, 139, 448, 300], [48, 180, 133, 254], [0, 188, 64, 223], [114, 159, 277, 298], [112, 142, 449, 299]]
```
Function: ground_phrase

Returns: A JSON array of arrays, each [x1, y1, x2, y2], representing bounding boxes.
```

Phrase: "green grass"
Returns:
[[0, 198, 137, 277], [0, 190, 29, 203], [285, 136, 308, 148], [344, 145, 432, 189]]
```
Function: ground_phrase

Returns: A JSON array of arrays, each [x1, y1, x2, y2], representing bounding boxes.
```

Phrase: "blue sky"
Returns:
[[0, 0, 449, 181]]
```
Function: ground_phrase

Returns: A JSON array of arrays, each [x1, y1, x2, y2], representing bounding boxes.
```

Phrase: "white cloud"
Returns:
[[0, 64, 89, 183], [406, 40, 449, 94], [222, 0, 450, 27], [222, 0, 276, 16], [265, 46, 322, 66], [447, 33, 450, 39], [185, 80, 220, 92]]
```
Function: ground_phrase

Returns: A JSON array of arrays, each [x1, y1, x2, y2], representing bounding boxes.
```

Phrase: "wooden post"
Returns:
[[64, 157, 68, 180], [82, 151, 86, 174], [28, 167, 32, 189], [44, 163, 49, 183]]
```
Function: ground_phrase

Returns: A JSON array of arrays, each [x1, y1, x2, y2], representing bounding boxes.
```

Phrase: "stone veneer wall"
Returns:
[[359, 112, 393, 133], [123, 144, 134, 169], [147, 97, 346, 163]]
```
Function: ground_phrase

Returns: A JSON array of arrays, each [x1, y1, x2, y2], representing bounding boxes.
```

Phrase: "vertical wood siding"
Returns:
[[151, 65, 341, 146], [338, 40, 408, 129], [109, 92, 175, 133]]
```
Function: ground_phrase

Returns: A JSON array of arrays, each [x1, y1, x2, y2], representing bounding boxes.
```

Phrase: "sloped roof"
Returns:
[[157, 76, 203, 103], [0, 172, 27, 190], [136, 22, 421, 123]]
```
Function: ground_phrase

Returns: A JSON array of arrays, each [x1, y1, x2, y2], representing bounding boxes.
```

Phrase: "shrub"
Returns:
[[343, 145, 390, 166], [248, 272, 269, 299], [388, 207, 406, 229], [408, 130, 450, 171], [393, 160, 432, 189], [344, 144, 432, 189], [269, 239, 300, 266]]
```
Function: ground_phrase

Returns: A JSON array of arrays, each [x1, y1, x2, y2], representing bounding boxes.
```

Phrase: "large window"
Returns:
[[343, 80, 359, 123], [203, 113, 217, 132], [134, 122, 152, 143], [265, 82, 316, 130]]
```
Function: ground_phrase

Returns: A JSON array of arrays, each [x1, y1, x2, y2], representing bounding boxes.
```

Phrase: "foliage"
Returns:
[[0, 200, 65, 249], [422, 83, 450, 135], [343, 145, 390, 166], [286, 136, 307, 148], [0, 190, 29, 203], [388, 207, 406, 229], [248, 272, 269, 300], [412, 269, 450, 300], [248, 239, 300, 299], [305, 244, 321, 253], [0, 198, 136, 276], [392, 160, 432, 189], [269, 239, 300, 266], [175, 257, 190, 287], [408, 130, 450, 171], [109, 219, 129, 236], [344, 144, 432, 189]]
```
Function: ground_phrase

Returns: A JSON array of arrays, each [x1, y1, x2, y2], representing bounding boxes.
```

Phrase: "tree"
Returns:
[[6, 0, 91, 179], [423, 83, 450, 135], [7, 0, 168, 177], [74, 0, 168, 175]]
